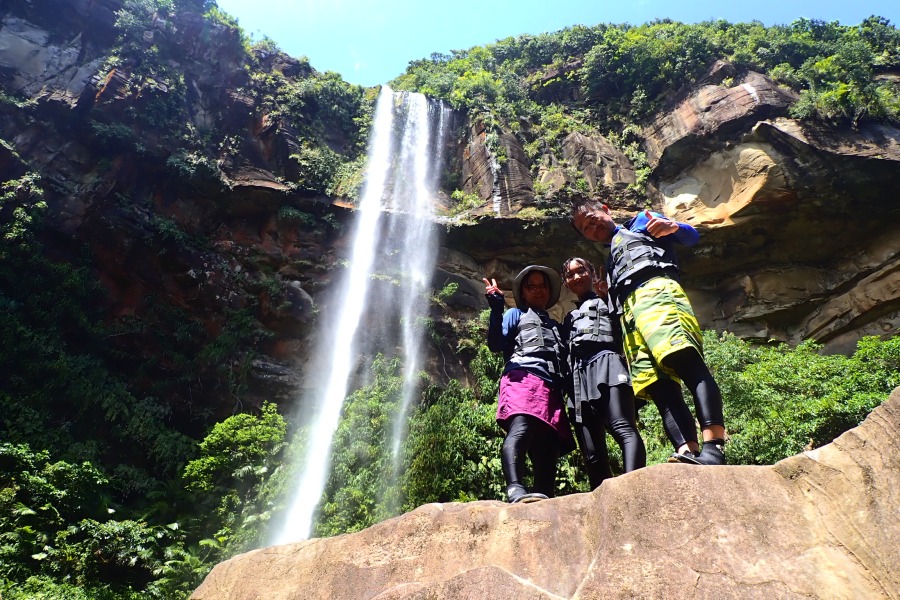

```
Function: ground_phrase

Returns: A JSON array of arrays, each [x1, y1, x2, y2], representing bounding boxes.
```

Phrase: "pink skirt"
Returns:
[[497, 370, 575, 451]]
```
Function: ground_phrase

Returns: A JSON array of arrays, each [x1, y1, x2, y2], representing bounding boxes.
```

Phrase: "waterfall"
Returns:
[[387, 95, 448, 481], [490, 153, 503, 214], [271, 87, 451, 544]]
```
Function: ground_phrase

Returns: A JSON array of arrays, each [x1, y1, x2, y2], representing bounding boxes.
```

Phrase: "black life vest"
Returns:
[[509, 308, 563, 376], [609, 227, 680, 286], [608, 226, 680, 310], [568, 297, 616, 351]]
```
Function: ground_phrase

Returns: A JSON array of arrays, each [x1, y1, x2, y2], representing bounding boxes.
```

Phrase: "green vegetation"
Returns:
[[89, 0, 374, 196], [0, 172, 278, 596], [395, 17, 900, 129], [447, 189, 484, 216], [702, 332, 899, 464], [289, 142, 342, 194], [182, 403, 288, 556], [106, 0, 189, 132], [393, 17, 900, 196], [314, 356, 404, 536], [0, 404, 288, 599], [276, 205, 317, 226], [248, 66, 373, 197]]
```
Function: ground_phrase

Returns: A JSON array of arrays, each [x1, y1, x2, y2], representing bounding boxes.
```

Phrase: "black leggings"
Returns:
[[646, 377, 697, 449], [646, 348, 724, 448], [573, 385, 646, 489], [662, 348, 724, 429], [501, 414, 561, 497]]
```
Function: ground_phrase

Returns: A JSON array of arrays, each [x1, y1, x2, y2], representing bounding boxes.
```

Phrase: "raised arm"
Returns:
[[484, 277, 508, 353]]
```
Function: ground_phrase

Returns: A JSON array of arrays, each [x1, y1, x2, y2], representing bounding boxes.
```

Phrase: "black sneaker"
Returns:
[[506, 484, 528, 503], [694, 441, 727, 465]]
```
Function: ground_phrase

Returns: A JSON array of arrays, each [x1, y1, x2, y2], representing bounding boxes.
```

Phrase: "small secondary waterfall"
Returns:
[[271, 87, 451, 544]]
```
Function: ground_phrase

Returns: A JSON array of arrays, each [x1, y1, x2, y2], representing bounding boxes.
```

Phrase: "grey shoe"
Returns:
[[694, 441, 727, 465], [668, 451, 702, 465], [512, 493, 549, 504]]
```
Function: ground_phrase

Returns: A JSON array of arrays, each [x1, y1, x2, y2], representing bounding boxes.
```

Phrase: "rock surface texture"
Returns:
[[192, 387, 900, 599]]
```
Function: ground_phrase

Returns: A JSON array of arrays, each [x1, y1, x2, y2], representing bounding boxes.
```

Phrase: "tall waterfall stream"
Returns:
[[271, 88, 451, 544]]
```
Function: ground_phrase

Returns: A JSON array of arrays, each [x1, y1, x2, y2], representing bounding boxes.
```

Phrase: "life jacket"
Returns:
[[567, 297, 616, 353], [609, 226, 680, 310], [509, 308, 563, 377]]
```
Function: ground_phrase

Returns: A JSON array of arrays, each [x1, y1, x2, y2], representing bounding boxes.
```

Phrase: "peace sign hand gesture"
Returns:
[[483, 277, 506, 310], [483, 278, 501, 296]]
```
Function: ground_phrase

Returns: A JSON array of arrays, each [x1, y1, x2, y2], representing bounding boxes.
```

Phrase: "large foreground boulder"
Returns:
[[192, 388, 900, 599]]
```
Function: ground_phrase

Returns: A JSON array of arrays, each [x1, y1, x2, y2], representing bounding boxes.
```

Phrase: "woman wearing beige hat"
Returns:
[[483, 266, 575, 503]]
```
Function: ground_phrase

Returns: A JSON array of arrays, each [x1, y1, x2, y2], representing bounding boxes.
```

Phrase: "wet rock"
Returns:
[[457, 120, 498, 214], [561, 131, 635, 188]]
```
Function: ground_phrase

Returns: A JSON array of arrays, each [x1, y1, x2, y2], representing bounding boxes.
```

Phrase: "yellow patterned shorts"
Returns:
[[621, 277, 703, 398]]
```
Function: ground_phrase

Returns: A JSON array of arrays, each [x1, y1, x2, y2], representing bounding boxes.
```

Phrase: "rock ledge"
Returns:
[[192, 388, 900, 599]]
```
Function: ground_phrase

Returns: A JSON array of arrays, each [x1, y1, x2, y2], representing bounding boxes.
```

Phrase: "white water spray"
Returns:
[[271, 88, 451, 544]]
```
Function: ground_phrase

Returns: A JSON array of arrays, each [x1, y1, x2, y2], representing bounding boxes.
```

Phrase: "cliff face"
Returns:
[[3, 1, 899, 421], [451, 67, 900, 355], [1, 0, 347, 422]]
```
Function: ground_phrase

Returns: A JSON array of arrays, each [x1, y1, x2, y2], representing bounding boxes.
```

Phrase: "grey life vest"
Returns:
[[509, 308, 563, 376], [608, 226, 680, 310], [609, 227, 679, 286], [568, 297, 616, 351]]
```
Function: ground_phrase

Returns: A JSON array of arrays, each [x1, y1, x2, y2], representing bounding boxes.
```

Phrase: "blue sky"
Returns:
[[214, 0, 900, 87]]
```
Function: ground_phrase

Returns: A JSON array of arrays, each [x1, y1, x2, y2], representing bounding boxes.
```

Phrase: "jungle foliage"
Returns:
[[393, 16, 900, 170], [0, 170, 283, 596]]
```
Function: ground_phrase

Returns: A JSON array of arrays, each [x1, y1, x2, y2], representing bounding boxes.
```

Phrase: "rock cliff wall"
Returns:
[[2, 0, 899, 417], [449, 68, 900, 355]]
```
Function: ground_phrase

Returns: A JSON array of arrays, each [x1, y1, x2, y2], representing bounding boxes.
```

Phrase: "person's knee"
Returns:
[[647, 376, 682, 403], [607, 418, 638, 443]]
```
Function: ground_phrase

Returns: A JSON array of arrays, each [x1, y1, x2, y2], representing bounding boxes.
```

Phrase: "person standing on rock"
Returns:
[[571, 200, 727, 465], [483, 266, 576, 503], [560, 257, 646, 488]]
